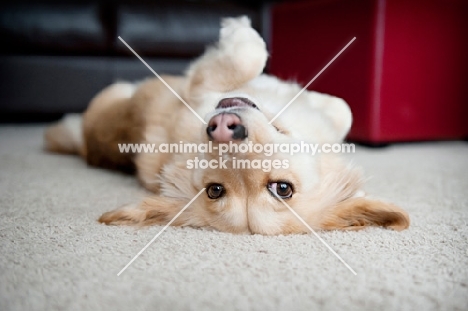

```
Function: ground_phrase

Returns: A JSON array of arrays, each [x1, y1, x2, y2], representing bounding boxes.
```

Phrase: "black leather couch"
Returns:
[[0, 0, 271, 121]]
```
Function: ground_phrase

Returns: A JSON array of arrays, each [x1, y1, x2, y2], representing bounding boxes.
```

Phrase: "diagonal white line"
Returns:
[[269, 37, 356, 124], [118, 36, 207, 125], [275, 194, 357, 275], [117, 188, 206, 276]]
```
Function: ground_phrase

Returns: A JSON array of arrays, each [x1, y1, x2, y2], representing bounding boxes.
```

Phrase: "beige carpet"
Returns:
[[0, 125, 467, 311]]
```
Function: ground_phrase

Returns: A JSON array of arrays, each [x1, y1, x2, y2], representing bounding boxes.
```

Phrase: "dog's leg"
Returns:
[[44, 114, 84, 155], [81, 82, 143, 173], [186, 16, 268, 96], [306, 91, 353, 142]]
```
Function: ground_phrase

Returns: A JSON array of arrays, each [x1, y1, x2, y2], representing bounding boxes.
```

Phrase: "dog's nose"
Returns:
[[206, 113, 247, 142]]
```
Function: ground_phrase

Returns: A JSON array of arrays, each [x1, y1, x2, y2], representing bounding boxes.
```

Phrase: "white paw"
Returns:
[[323, 97, 352, 141], [220, 16, 251, 38], [308, 92, 353, 141], [219, 16, 266, 51], [218, 16, 268, 76]]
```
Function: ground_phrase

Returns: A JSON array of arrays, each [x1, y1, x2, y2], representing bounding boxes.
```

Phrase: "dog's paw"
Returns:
[[220, 16, 265, 48], [302, 91, 353, 142], [312, 93, 352, 141], [219, 16, 268, 79], [220, 16, 252, 38]]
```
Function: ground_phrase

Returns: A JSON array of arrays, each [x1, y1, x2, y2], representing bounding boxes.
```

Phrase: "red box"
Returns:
[[269, 0, 468, 143]]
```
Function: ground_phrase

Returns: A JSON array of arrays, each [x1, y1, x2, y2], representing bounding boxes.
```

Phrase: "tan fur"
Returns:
[[44, 114, 84, 155], [320, 198, 410, 231], [45, 16, 409, 235], [44, 122, 81, 155]]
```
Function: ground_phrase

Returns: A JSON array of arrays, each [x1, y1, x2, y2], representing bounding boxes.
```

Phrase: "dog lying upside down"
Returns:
[[45, 16, 409, 235]]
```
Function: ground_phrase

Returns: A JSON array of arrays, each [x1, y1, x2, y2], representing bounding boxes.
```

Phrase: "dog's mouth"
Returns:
[[216, 97, 259, 111]]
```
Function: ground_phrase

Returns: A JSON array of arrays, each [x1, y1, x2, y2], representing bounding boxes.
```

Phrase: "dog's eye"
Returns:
[[206, 184, 225, 199], [267, 182, 293, 199]]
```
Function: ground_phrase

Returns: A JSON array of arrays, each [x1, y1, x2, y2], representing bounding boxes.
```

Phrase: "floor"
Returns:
[[0, 125, 467, 311]]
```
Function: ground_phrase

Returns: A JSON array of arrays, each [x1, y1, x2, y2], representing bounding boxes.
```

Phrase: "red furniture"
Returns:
[[269, 0, 468, 143]]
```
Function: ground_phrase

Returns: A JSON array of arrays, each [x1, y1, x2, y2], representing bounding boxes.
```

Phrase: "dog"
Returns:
[[45, 16, 409, 235]]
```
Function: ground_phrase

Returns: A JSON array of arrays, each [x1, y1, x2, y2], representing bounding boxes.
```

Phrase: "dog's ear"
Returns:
[[98, 196, 190, 226], [319, 197, 410, 231]]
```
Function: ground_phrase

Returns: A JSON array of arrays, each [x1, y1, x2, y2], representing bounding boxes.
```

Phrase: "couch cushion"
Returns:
[[115, 2, 259, 57], [0, 55, 192, 114], [0, 3, 109, 55]]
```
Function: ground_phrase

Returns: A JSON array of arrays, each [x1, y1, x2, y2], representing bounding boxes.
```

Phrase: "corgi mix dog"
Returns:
[[45, 16, 409, 235]]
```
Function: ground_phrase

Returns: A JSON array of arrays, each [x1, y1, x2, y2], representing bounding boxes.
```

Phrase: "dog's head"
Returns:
[[143, 89, 409, 235], [190, 95, 314, 234]]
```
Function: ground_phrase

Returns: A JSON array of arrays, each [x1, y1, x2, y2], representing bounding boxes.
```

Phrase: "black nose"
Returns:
[[231, 124, 248, 140]]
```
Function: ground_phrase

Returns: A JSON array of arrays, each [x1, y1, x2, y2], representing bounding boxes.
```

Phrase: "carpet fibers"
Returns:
[[0, 125, 467, 311]]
